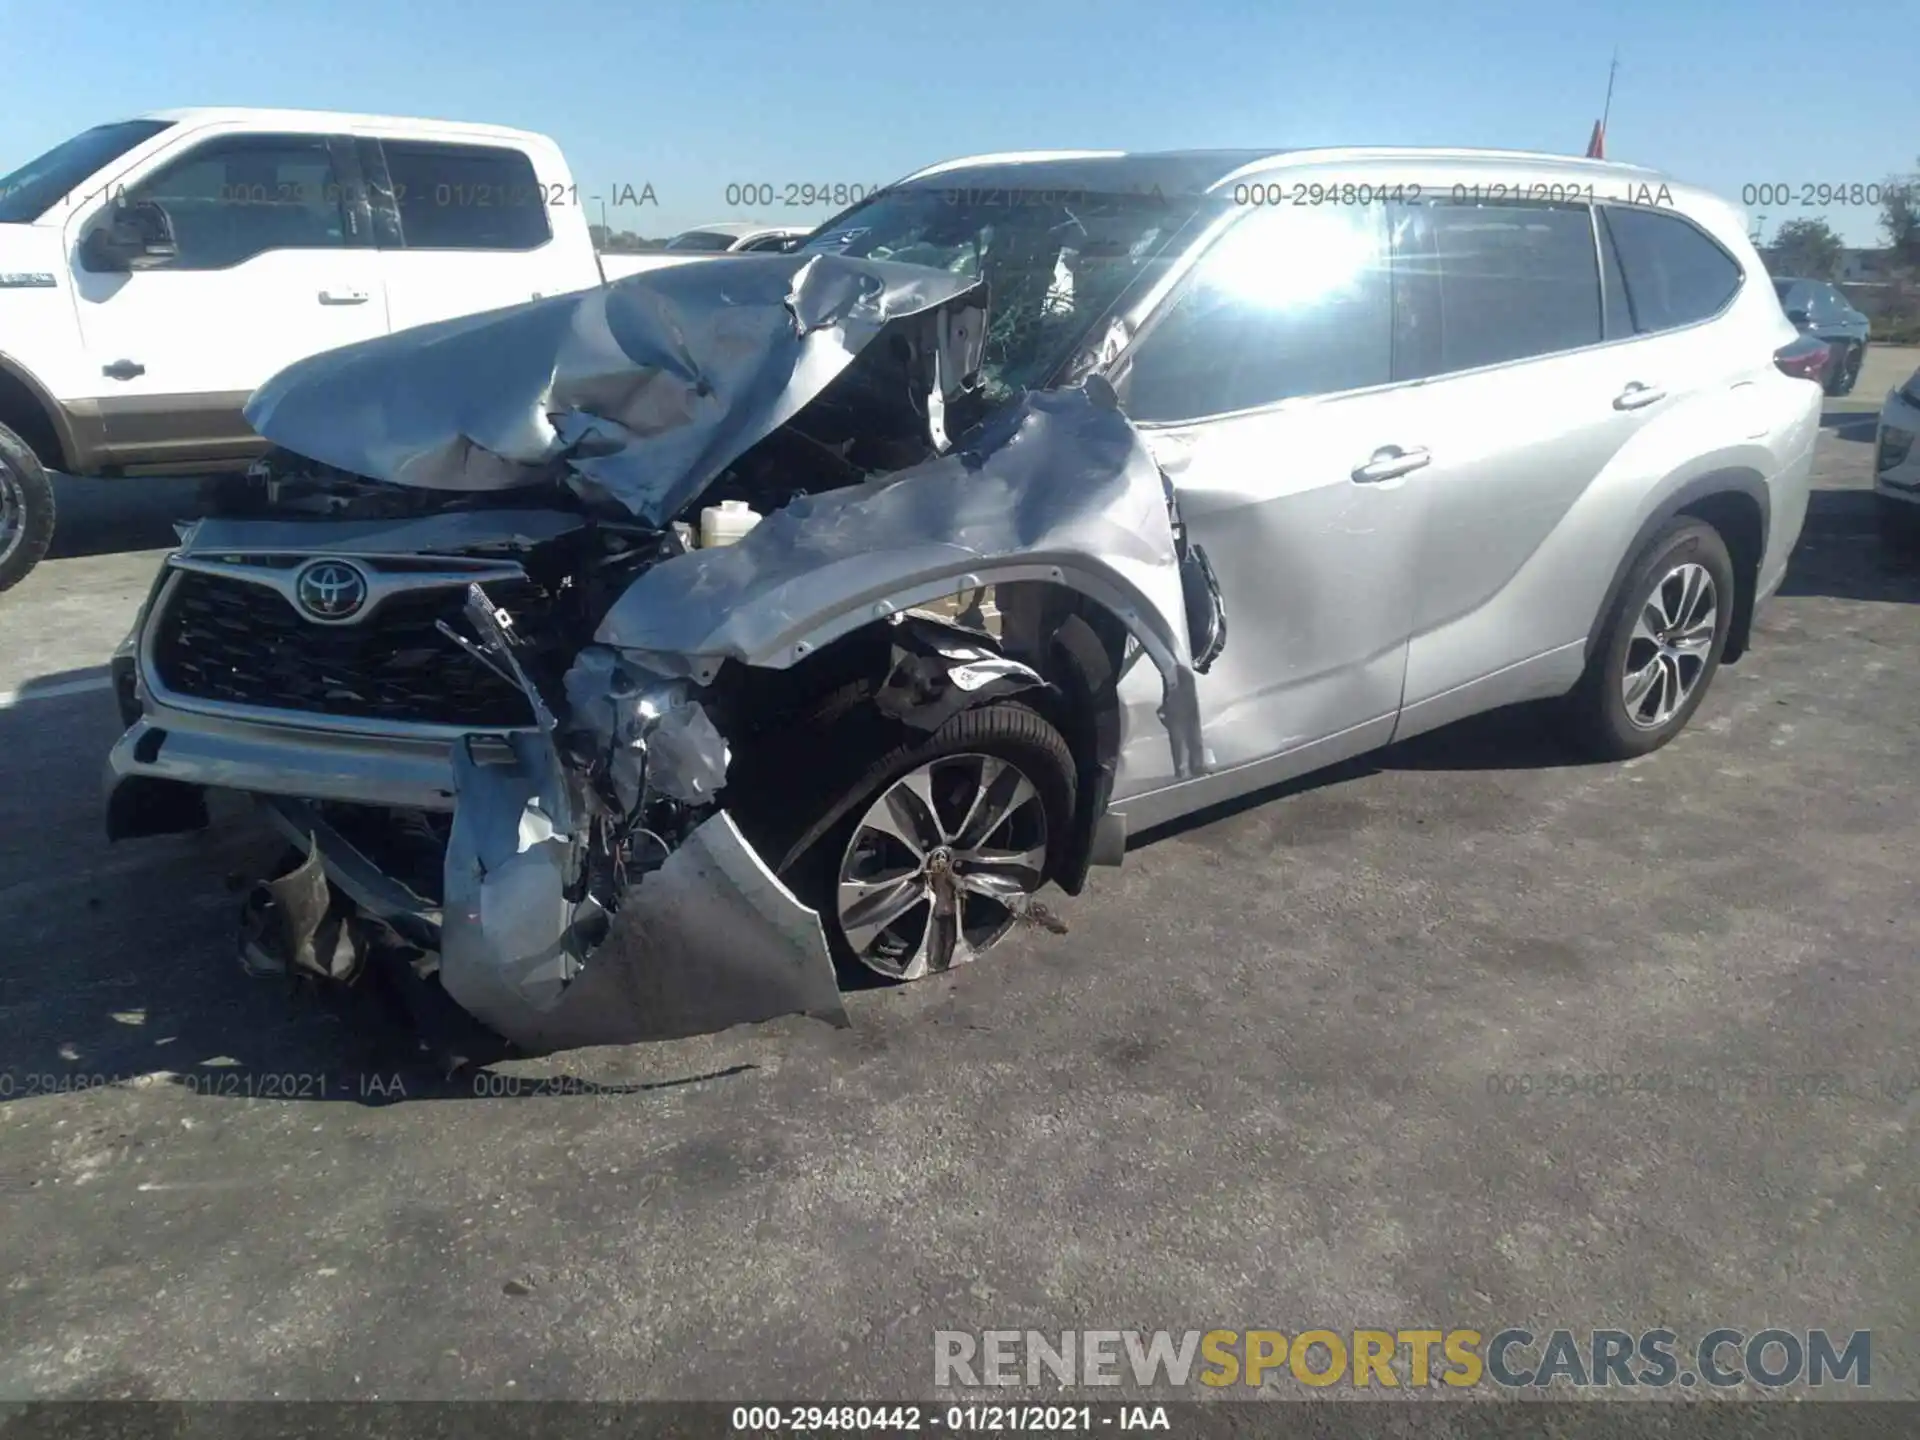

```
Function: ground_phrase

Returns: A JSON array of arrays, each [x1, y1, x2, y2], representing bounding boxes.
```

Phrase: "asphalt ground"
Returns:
[[0, 359, 1916, 1403]]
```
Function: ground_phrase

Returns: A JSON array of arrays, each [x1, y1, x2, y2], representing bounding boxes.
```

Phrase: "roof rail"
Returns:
[[894, 150, 1129, 184]]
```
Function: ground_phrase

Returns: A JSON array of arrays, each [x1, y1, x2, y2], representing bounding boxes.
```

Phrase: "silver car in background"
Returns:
[[105, 148, 1822, 1055]]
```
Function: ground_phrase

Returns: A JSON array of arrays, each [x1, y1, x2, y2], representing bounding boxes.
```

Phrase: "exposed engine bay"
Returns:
[[106, 253, 1227, 1057]]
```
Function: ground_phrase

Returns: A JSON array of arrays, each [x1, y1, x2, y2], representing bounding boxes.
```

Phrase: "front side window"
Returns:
[[1416, 201, 1602, 373], [0, 120, 174, 223], [380, 142, 551, 251], [1120, 201, 1394, 424], [125, 134, 347, 269], [1601, 205, 1741, 333]]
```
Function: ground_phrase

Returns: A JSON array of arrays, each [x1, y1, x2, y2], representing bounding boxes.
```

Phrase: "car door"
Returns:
[[1385, 195, 1747, 739], [1104, 197, 1426, 806], [68, 131, 388, 469], [363, 138, 582, 331]]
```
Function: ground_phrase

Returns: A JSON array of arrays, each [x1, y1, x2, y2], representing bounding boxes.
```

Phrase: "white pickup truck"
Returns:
[[0, 107, 723, 592]]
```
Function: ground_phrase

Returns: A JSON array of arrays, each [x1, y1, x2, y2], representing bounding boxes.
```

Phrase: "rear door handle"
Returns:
[[101, 359, 145, 381], [1352, 445, 1431, 484], [1614, 382, 1666, 410], [319, 289, 369, 305]]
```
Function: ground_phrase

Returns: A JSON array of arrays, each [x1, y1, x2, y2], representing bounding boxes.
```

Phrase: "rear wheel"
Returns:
[[1562, 518, 1734, 760], [741, 699, 1077, 984], [1826, 343, 1862, 396], [0, 423, 55, 595]]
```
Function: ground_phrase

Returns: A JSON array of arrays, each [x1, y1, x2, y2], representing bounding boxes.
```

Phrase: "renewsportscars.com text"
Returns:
[[934, 1327, 1871, 1390]]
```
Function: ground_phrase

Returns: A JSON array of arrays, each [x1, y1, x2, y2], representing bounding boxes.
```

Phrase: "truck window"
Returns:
[[123, 134, 348, 269], [378, 142, 552, 251]]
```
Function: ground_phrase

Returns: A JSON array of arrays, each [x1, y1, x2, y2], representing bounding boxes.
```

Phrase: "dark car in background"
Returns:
[[1773, 277, 1871, 396]]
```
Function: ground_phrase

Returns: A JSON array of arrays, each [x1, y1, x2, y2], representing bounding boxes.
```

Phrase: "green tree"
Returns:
[[1766, 217, 1845, 280], [1880, 158, 1920, 270]]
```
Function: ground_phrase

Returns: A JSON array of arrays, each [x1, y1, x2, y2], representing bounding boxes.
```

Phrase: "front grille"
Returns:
[[151, 570, 547, 728]]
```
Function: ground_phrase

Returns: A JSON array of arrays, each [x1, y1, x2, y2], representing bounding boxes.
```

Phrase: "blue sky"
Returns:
[[2, 0, 1909, 245]]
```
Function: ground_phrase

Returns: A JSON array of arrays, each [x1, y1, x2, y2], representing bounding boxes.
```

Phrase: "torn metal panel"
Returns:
[[560, 646, 731, 809], [873, 615, 1048, 732], [438, 731, 586, 1025], [595, 385, 1209, 778], [243, 255, 988, 528]]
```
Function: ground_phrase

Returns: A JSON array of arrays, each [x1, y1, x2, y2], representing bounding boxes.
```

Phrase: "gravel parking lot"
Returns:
[[1, 378, 1916, 1401]]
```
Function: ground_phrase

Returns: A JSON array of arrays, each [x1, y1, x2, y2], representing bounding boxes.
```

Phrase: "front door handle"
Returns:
[[1614, 382, 1666, 410], [318, 289, 369, 305], [1352, 445, 1431, 484], [101, 359, 145, 381]]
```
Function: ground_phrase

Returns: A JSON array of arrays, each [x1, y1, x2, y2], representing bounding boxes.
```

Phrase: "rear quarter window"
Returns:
[[1601, 205, 1741, 333]]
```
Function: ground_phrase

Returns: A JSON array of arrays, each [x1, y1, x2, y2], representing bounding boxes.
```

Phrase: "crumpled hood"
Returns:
[[243, 253, 988, 527]]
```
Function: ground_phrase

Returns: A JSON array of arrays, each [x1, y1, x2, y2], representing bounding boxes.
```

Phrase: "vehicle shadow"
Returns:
[[45, 473, 204, 561], [1820, 408, 1879, 444], [0, 672, 755, 1108], [1777, 489, 1920, 605], [1132, 699, 1598, 847]]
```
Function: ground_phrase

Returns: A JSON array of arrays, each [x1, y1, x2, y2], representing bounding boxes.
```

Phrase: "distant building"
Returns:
[[1841, 248, 1899, 285]]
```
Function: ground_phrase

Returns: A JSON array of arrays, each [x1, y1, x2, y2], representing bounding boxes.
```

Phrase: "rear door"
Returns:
[[1387, 195, 1745, 733], [362, 138, 586, 331], [69, 130, 388, 468]]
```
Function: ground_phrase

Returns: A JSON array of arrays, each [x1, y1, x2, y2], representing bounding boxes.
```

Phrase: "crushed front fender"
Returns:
[[436, 731, 846, 1054]]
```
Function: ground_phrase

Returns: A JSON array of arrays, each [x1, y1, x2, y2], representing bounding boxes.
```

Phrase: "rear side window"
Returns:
[[1419, 202, 1602, 372], [1601, 205, 1741, 333], [1121, 202, 1394, 422], [379, 142, 551, 251], [125, 134, 348, 270]]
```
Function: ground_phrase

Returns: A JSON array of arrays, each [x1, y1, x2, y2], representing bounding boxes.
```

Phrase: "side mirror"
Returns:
[[1786, 307, 1811, 327], [82, 200, 177, 272]]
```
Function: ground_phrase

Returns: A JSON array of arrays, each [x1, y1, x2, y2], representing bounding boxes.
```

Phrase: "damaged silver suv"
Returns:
[[106, 148, 1821, 1054]]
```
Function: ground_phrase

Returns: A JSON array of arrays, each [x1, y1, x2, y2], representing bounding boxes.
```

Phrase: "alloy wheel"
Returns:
[[835, 752, 1050, 980], [1621, 561, 1717, 730]]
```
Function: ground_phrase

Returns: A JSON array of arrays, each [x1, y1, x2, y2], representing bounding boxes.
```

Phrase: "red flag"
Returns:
[[1585, 119, 1605, 159]]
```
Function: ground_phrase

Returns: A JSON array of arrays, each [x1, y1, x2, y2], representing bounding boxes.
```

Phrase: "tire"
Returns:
[[1562, 518, 1735, 761], [0, 422, 55, 595], [1827, 344, 1863, 397], [737, 699, 1077, 985]]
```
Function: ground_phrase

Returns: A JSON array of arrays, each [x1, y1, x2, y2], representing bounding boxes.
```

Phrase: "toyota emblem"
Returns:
[[293, 560, 370, 621]]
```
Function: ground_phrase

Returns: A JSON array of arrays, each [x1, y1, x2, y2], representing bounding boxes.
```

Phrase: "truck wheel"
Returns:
[[0, 423, 55, 595]]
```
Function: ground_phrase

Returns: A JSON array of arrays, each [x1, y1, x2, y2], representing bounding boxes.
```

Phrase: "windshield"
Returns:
[[665, 229, 740, 252], [1772, 279, 1796, 302], [0, 120, 174, 223], [800, 184, 1207, 397]]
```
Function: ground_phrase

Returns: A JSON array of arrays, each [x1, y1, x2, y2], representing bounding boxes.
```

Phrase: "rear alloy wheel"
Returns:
[[0, 423, 56, 595], [1563, 518, 1734, 760], [836, 751, 1053, 980]]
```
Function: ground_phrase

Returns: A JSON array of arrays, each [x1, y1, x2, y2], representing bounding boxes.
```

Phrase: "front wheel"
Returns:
[[0, 423, 55, 595], [1562, 518, 1735, 761], [744, 700, 1077, 984]]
